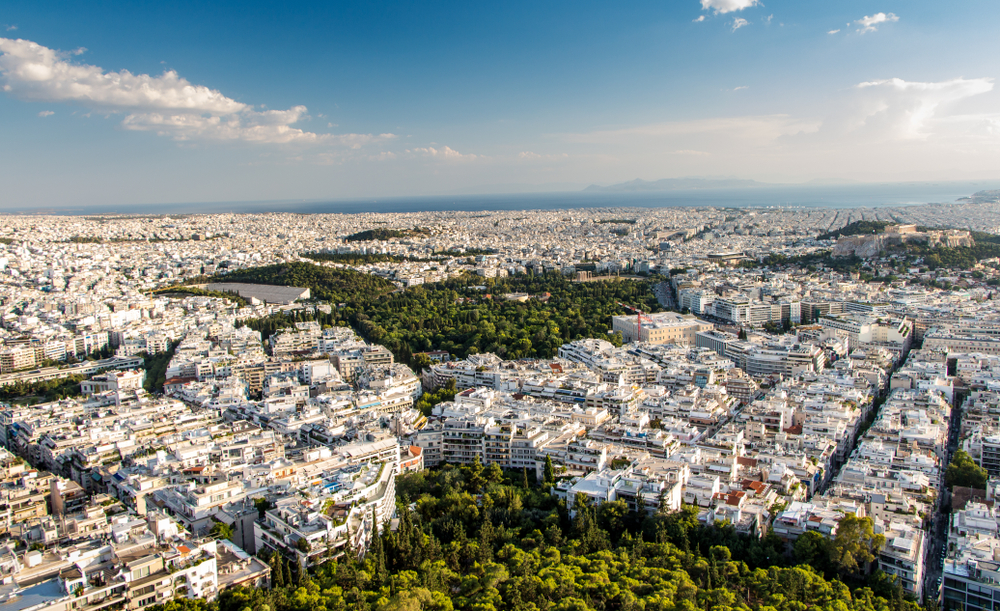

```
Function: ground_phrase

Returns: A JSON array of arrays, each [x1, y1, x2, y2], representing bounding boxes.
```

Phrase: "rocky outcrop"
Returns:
[[832, 229, 974, 258]]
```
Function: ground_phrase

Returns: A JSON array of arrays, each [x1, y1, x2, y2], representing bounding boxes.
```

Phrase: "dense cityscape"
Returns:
[[3, 193, 1000, 611], [8, 0, 1000, 607]]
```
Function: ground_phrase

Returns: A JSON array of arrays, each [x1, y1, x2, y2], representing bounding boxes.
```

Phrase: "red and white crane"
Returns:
[[618, 302, 652, 341]]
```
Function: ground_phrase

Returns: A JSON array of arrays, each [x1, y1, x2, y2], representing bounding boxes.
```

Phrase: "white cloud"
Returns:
[[37, 110, 53, 117], [851, 77, 993, 139], [854, 12, 898, 33], [562, 78, 1000, 157], [5, 25, 16, 32], [557, 75, 1000, 181], [121, 107, 395, 147], [0, 36, 393, 147], [0, 38, 245, 113], [693, 15, 706, 22], [407, 146, 478, 160], [732, 18, 749, 31], [700, 0, 759, 14], [828, 29, 840, 35], [732, 85, 749, 91]]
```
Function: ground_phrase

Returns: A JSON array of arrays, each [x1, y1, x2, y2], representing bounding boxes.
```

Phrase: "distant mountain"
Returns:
[[804, 177, 863, 186], [583, 178, 771, 192]]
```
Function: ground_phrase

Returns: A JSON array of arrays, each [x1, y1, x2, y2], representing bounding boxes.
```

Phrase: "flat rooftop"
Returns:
[[0, 579, 65, 611]]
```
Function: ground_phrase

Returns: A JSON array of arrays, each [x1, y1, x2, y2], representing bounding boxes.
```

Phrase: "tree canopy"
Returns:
[[344, 228, 431, 242], [0, 374, 86, 404], [302, 252, 438, 265], [209, 520, 234, 542], [828, 515, 884, 579], [817, 221, 892, 241], [213, 262, 397, 303], [231, 266, 663, 367], [945, 449, 988, 490], [154, 463, 921, 611]]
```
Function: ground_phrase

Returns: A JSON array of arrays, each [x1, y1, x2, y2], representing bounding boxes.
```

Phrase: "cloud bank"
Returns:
[[407, 146, 478, 160], [852, 77, 993, 139], [854, 12, 898, 33], [700, 0, 759, 14], [559, 76, 1000, 182], [0, 37, 392, 147]]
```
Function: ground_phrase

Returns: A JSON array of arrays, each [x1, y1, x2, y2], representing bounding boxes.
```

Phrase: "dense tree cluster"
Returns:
[[153, 464, 921, 611], [0, 374, 86, 404], [213, 262, 397, 303], [349, 273, 659, 362], [302, 252, 438, 265], [209, 520, 234, 542], [142, 342, 178, 393], [816, 221, 892, 241], [225, 264, 661, 365], [888, 240, 1000, 270], [344, 228, 432, 242], [944, 449, 988, 490], [762, 226, 1000, 273], [432, 248, 498, 257], [414, 379, 458, 416], [792, 517, 885, 580]]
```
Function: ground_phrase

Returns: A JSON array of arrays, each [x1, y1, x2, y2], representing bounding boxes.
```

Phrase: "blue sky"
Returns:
[[2, 0, 999, 207]]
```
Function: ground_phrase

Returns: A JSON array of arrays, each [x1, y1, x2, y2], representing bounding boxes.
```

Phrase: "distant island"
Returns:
[[583, 177, 772, 192]]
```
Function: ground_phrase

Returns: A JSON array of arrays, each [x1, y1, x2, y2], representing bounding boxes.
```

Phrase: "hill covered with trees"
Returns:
[[155, 464, 921, 611], [817, 221, 892, 241]]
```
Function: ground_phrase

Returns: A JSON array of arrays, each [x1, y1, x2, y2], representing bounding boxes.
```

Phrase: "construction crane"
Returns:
[[618, 302, 652, 341]]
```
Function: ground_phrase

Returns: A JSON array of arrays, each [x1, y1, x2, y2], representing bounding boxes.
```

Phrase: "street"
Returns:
[[654, 281, 677, 311], [921, 391, 963, 602]]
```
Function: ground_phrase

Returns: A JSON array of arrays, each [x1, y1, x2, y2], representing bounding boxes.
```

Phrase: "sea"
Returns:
[[6, 180, 1000, 216]]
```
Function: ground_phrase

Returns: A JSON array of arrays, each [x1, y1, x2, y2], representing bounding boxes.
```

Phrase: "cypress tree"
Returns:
[[478, 518, 495, 563], [271, 551, 284, 587], [369, 507, 386, 584]]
